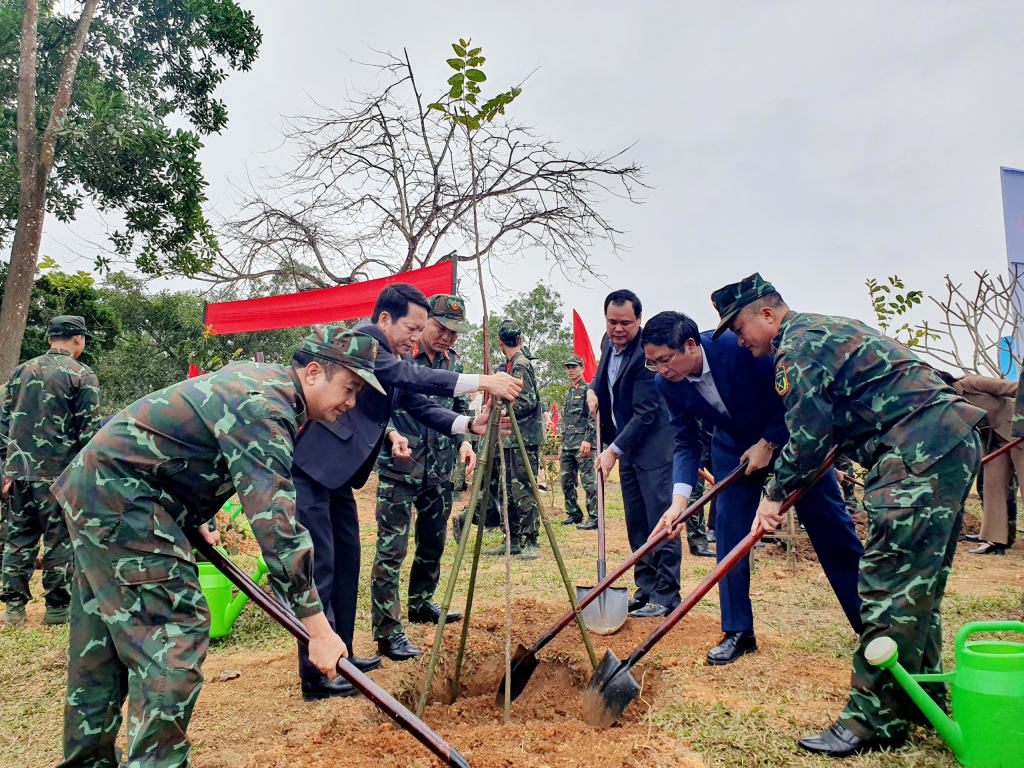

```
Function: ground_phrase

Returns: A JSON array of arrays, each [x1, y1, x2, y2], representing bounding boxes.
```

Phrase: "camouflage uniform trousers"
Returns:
[[559, 447, 597, 524], [61, 519, 209, 768], [371, 477, 453, 641], [838, 430, 981, 742], [1, 479, 72, 609], [688, 470, 711, 550], [490, 446, 541, 546]]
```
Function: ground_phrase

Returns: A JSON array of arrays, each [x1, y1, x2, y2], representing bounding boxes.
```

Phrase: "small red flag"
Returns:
[[188, 363, 201, 379], [573, 310, 598, 383], [551, 402, 559, 433]]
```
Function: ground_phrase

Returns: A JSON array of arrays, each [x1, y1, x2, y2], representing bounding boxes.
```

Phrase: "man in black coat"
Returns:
[[587, 289, 680, 617], [293, 284, 521, 700]]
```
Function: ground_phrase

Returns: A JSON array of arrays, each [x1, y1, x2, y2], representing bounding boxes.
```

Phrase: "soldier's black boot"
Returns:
[[409, 603, 463, 625], [378, 633, 425, 661], [798, 721, 904, 756]]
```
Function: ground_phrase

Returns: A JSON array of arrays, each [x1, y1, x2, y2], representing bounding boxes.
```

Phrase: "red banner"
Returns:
[[573, 309, 598, 382], [550, 402, 559, 433], [204, 261, 455, 335]]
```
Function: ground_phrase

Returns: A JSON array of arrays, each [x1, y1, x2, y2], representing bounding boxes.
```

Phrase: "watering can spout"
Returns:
[[865, 637, 964, 756]]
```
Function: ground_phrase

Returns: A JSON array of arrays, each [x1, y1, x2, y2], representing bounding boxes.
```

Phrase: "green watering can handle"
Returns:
[[955, 620, 1024, 654]]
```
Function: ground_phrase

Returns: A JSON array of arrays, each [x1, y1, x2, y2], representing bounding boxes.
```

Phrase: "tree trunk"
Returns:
[[0, 0, 99, 379]]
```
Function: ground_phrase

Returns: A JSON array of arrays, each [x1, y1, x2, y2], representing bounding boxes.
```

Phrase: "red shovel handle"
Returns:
[[624, 447, 840, 667], [983, 436, 1023, 465]]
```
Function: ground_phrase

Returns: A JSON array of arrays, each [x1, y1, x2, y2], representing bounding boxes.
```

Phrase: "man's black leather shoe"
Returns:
[[627, 596, 647, 612], [378, 634, 425, 661], [302, 675, 358, 701], [629, 603, 669, 618], [690, 544, 716, 558], [561, 516, 582, 525], [348, 655, 382, 673], [797, 722, 903, 757], [576, 519, 598, 530], [409, 603, 463, 625], [707, 632, 757, 665]]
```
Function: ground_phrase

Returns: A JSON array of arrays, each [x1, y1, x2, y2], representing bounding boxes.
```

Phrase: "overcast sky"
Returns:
[[40, 1, 1024, 347]]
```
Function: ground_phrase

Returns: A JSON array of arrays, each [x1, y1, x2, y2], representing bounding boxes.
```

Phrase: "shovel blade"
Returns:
[[495, 643, 538, 707], [582, 649, 641, 728], [577, 584, 629, 635]]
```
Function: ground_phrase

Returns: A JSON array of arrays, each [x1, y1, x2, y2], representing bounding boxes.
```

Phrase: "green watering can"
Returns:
[[866, 621, 1024, 768], [197, 550, 268, 639]]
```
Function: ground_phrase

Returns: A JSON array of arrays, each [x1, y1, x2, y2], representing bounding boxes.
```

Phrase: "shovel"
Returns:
[[577, 413, 628, 635], [582, 447, 839, 729], [497, 459, 751, 705], [188, 531, 470, 768]]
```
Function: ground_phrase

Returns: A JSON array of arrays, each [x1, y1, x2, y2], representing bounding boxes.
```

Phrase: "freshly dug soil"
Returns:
[[192, 602, 708, 768]]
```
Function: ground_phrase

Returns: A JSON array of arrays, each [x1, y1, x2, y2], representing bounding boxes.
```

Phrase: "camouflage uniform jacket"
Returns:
[[766, 312, 985, 501], [0, 348, 100, 481], [560, 381, 596, 450], [376, 347, 472, 486], [51, 362, 322, 618], [504, 350, 544, 448]]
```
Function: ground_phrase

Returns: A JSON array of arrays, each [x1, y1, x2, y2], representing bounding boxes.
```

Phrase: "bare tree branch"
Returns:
[[207, 51, 645, 293]]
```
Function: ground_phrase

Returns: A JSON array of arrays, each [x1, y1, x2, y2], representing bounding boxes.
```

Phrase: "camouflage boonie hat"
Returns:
[[564, 353, 584, 367], [47, 315, 91, 338], [498, 318, 522, 345], [427, 294, 472, 333], [710, 273, 777, 340], [299, 325, 386, 395]]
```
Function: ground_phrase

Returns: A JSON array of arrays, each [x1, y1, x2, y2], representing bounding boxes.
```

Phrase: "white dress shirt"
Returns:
[[674, 347, 731, 498]]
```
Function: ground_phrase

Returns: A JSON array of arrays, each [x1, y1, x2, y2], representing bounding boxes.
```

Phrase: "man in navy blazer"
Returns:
[[644, 311, 863, 665], [292, 284, 521, 700], [588, 290, 680, 616]]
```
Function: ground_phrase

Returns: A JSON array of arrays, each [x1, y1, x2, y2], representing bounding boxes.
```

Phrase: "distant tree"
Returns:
[[94, 272, 305, 413], [0, 255, 118, 367], [0, 0, 262, 379], [459, 282, 572, 406]]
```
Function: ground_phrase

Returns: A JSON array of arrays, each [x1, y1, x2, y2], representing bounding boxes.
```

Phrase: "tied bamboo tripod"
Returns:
[[416, 399, 599, 718]]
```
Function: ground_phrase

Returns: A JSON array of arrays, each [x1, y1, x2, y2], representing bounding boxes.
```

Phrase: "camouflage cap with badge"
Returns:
[[710, 273, 777, 340], [564, 353, 585, 367], [298, 325, 386, 394], [47, 315, 92, 338], [427, 294, 472, 333], [498, 318, 522, 345]]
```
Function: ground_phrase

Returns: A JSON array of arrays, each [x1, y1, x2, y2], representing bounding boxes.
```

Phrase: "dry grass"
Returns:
[[1, 483, 1021, 767]]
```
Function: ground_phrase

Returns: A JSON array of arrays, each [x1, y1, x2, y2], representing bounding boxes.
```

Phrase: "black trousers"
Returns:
[[619, 456, 681, 609], [294, 467, 361, 682]]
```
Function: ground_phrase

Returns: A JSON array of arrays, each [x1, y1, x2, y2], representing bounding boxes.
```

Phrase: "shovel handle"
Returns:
[[187, 532, 468, 768], [595, 410, 606, 562], [532, 459, 750, 652], [983, 436, 1023, 465], [624, 448, 839, 668]]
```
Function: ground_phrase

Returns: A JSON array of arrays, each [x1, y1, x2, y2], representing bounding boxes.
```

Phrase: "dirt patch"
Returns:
[[191, 602, 705, 768]]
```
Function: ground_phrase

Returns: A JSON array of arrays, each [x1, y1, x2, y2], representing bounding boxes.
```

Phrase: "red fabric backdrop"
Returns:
[[203, 261, 455, 335], [572, 309, 598, 382]]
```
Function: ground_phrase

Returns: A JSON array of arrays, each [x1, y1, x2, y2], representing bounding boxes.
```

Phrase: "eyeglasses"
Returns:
[[644, 350, 678, 372]]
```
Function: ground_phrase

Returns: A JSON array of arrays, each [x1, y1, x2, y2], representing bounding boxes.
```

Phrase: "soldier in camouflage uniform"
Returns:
[[711, 274, 984, 757], [485, 319, 545, 559], [52, 326, 381, 768], [371, 295, 475, 656], [559, 354, 598, 527], [0, 316, 100, 627]]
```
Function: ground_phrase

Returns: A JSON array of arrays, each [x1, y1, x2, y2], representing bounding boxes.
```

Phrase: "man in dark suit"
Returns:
[[587, 290, 680, 617], [644, 311, 863, 664], [292, 284, 522, 700]]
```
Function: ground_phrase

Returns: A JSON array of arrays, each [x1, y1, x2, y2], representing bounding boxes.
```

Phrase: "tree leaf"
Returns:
[[427, 103, 447, 112], [450, 84, 463, 99], [453, 43, 467, 56], [465, 69, 487, 82], [447, 58, 465, 70], [468, 47, 482, 56], [448, 73, 465, 85]]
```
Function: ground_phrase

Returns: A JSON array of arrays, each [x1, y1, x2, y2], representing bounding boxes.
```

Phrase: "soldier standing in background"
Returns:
[[685, 418, 717, 557], [0, 316, 100, 626], [371, 295, 476, 660], [559, 354, 599, 529], [486, 319, 545, 560]]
